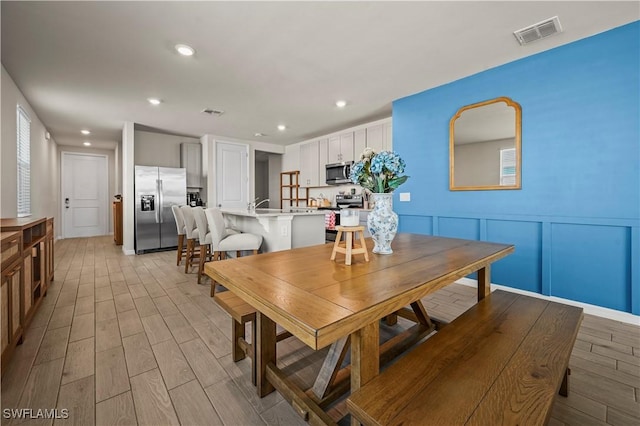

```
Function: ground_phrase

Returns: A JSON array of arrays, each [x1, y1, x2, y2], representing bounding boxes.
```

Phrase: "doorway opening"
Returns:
[[255, 150, 282, 209]]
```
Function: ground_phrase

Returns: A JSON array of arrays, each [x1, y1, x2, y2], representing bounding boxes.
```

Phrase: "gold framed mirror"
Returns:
[[449, 97, 522, 191]]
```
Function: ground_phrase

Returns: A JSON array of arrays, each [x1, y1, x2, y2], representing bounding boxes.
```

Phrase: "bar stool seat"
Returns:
[[331, 225, 369, 265]]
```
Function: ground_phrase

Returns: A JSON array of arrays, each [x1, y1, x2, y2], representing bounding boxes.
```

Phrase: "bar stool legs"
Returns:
[[176, 234, 186, 266]]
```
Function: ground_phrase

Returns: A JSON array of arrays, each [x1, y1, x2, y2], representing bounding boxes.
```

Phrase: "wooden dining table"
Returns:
[[205, 233, 514, 425]]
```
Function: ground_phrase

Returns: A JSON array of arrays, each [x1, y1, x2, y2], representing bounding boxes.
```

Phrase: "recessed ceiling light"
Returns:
[[83, 142, 91, 146], [277, 124, 286, 131], [335, 100, 347, 108], [175, 44, 195, 56], [254, 132, 266, 137], [148, 98, 162, 105], [81, 129, 91, 135]]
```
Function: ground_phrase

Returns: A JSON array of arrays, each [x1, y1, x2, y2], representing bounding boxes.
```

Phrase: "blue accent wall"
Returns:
[[393, 22, 640, 314]]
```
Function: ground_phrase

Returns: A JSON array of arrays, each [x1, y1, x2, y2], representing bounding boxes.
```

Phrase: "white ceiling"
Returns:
[[2, 1, 638, 150]]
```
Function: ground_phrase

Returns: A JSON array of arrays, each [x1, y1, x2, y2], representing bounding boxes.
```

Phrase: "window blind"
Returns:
[[500, 148, 516, 186], [17, 105, 31, 217]]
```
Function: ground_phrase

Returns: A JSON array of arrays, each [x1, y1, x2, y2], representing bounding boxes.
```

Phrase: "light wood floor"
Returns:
[[1, 236, 638, 425]]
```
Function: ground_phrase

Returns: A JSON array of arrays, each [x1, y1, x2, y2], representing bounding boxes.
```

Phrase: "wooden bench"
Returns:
[[347, 290, 583, 426], [213, 290, 291, 385]]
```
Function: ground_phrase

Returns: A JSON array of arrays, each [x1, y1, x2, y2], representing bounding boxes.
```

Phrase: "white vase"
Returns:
[[367, 193, 398, 254]]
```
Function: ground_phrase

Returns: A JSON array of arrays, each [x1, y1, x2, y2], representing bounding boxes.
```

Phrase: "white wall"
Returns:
[[1, 65, 59, 228], [58, 145, 117, 233], [122, 122, 135, 254]]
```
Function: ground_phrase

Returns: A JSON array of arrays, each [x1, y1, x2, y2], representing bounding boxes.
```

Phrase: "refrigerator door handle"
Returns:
[[155, 179, 161, 223], [158, 179, 164, 223]]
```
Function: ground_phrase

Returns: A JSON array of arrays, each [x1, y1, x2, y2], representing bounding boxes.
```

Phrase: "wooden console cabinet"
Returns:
[[113, 201, 123, 245], [1, 217, 52, 375]]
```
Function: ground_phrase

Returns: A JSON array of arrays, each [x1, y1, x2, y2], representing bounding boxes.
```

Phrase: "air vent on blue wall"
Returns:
[[514, 16, 563, 45]]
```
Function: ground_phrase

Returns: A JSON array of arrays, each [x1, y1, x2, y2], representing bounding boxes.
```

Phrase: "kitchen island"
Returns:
[[221, 208, 326, 252]]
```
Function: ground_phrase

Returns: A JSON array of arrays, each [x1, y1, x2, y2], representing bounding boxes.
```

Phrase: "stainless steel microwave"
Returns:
[[326, 161, 353, 185]]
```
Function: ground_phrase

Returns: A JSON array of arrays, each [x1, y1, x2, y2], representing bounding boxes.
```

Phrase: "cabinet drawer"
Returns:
[[1, 232, 21, 271]]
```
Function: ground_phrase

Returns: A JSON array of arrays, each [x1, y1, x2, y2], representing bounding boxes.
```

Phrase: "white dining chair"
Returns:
[[180, 205, 201, 274], [171, 205, 187, 266], [205, 207, 263, 293]]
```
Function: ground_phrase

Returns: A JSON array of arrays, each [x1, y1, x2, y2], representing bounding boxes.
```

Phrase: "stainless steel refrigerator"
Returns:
[[134, 166, 187, 254]]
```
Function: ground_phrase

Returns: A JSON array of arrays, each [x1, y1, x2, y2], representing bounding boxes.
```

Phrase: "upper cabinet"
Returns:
[[384, 122, 393, 150], [354, 129, 366, 160], [365, 125, 384, 153], [293, 118, 392, 187], [299, 141, 320, 186], [328, 132, 354, 163], [180, 143, 202, 188]]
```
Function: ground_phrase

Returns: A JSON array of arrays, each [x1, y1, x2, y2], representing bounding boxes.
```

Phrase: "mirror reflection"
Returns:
[[449, 97, 521, 190]]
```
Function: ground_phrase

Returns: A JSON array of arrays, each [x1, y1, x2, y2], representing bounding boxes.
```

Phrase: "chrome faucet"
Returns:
[[248, 198, 270, 211], [255, 198, 270, 209]]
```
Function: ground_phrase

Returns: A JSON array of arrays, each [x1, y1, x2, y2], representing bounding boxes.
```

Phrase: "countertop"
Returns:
[[221, 208, 327, 218]]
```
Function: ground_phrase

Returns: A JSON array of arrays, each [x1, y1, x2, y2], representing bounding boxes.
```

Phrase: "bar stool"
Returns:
[[331, 225, 369, 266], [204, 208, 263, 294], [171, 205, 187, 266], [193, 206, 214, 284], [180, 205, 201, 274]]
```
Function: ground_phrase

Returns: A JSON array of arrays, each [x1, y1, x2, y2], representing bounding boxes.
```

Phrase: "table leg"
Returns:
[[257, 312, 276, 397], [477, 265, 491, 301], [350, 321, 379, 426]]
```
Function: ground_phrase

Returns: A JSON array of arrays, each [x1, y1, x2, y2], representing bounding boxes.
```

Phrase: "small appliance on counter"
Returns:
[[187, 192, 204, 207]]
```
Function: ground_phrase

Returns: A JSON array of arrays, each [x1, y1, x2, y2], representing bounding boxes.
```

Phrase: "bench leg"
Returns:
[[477, 265, 491, 301], [559, 367, 570, 397]]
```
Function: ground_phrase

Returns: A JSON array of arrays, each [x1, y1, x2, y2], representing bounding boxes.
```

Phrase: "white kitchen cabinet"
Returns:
[[318, 138, 328, 184], [328, 132, 354, 163], [384, 122, 393, 150], [299, 141, 319, 187], [180, 143, 202, 188], [354, 129, 366, 160], [365, 124, 384, 153]]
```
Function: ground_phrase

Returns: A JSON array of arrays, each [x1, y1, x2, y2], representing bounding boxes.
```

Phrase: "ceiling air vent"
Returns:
[[514, 16, 563, 45], [201, 108, 224, 116]]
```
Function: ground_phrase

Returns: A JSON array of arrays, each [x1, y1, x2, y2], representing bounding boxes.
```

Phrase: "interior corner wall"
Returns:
[[122, 122, 135, 254], [1, 65, 59, 228], [393, 22, 640, 315]]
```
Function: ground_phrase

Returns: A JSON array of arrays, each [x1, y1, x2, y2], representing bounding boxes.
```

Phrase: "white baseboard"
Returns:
[[456, 278, 640, 326], [122, 247, 135, 256]]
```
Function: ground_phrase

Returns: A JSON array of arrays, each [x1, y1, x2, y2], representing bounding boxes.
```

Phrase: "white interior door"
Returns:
[[62, 152, 108, 238], [216, 141, 248, 209]]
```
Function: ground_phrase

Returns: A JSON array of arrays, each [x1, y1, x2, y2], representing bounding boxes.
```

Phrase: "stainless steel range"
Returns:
[[319, 194, 364, 242]]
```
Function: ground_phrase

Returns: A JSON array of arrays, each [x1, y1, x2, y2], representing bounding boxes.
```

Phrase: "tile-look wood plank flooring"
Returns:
[[1, 236, 638, 425]]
